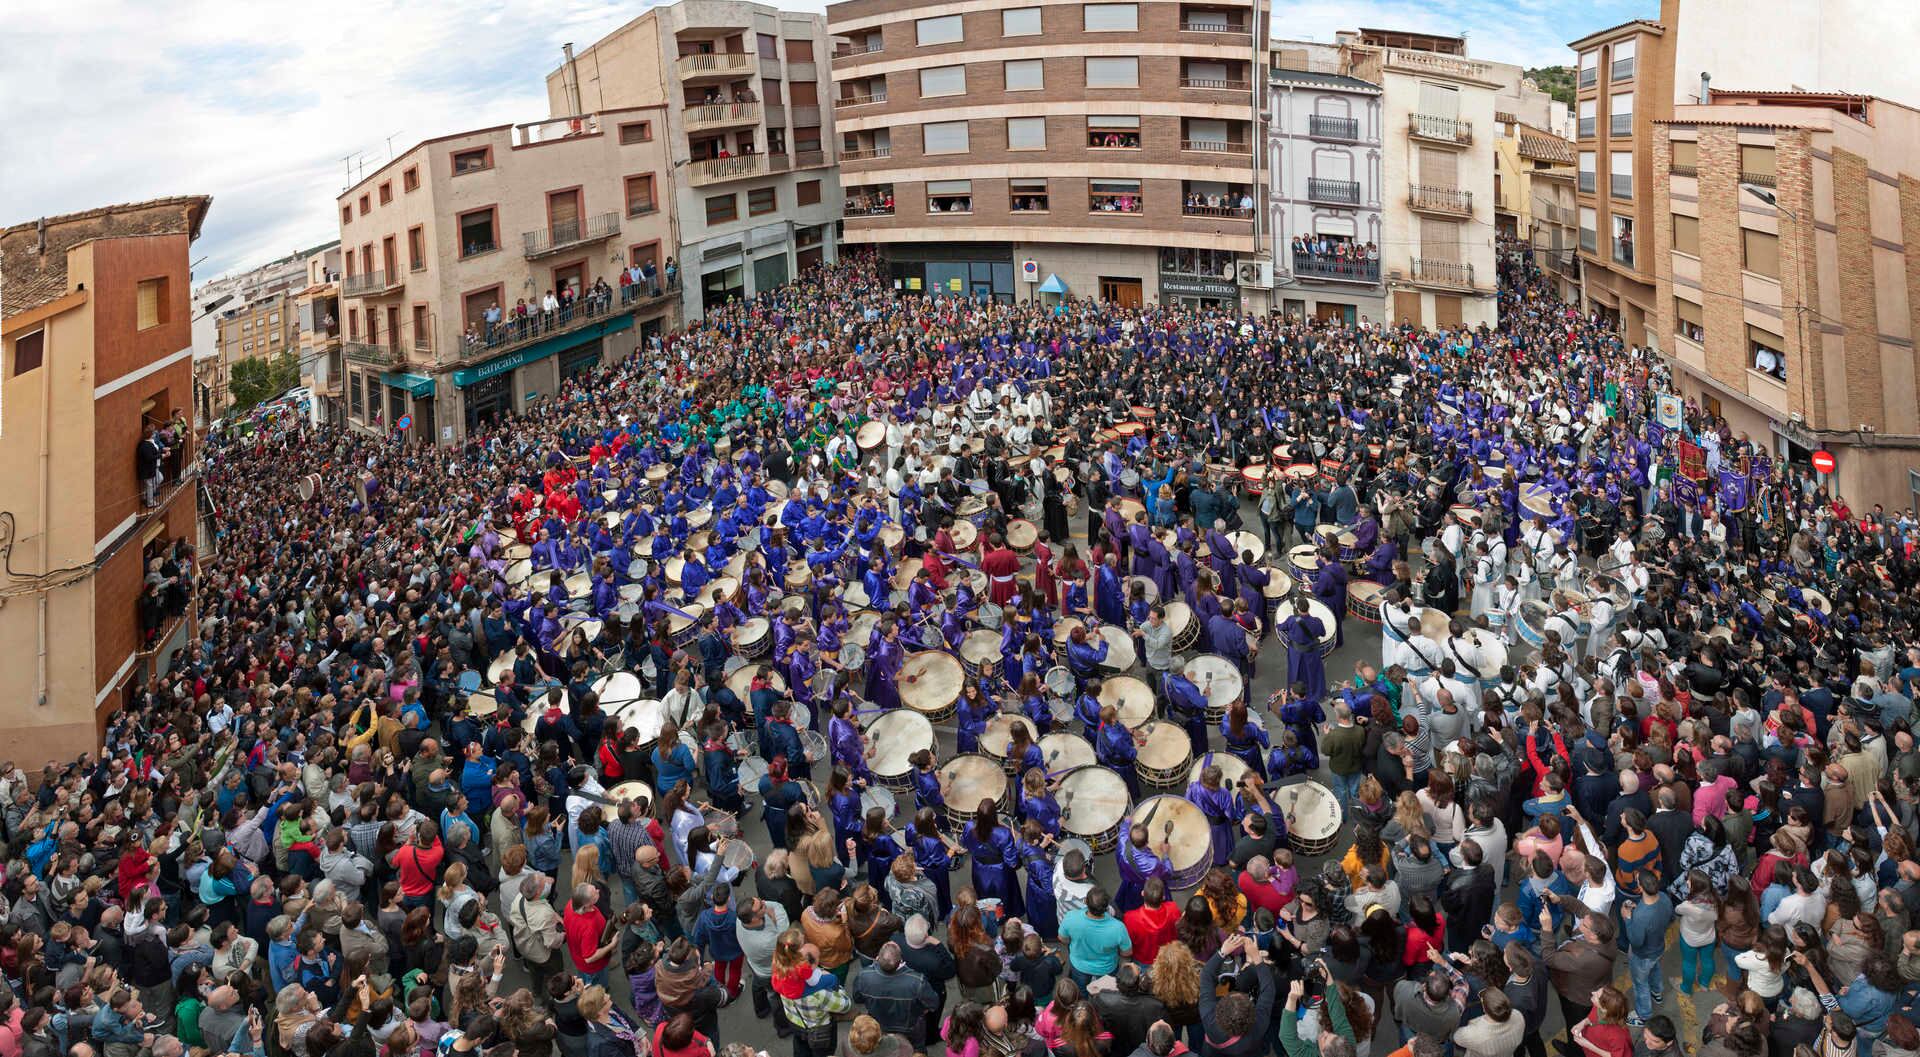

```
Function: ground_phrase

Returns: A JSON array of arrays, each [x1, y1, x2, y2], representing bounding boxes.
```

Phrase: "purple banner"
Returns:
[[1718, 468, 1750, 513], [1675, 477, 1699, 508], [1647, 422, 1666, 450], [1750, 454, 1773, 483]]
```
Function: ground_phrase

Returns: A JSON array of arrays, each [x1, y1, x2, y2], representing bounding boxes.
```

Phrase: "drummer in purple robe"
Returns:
[[1094, 553, 1127, 626], [1163, 668, 1211, 756], [1185, 759, 1238, 867], [1095, 706, 1143, 799], [1146, 532, 1175, 601], [866, 620, 905, 711], [1272, 683, 1326, 757], [1113, 821, 1173, 913], [1128, 514, 1156, 579], [960, 801, 1024, 917], [955, 682, 995, 755], [1207, 522, 1236, 582], [1278, 598, 1329, 703], [1237, 557, 1272, 637], [827, 699, 872, 784], [1309, 546, 1349, 648], [1207, 611, 1252, 681], [1363, 538, 1400, 585], [905, 807, 957, 918], [1016, 829, 1059, 939], [1016, 768, 1061, 834]]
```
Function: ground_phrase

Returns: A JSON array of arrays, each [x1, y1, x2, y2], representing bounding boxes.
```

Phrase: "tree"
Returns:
[[1525, 66, 1576, 109], [228, 350, 300, 412]]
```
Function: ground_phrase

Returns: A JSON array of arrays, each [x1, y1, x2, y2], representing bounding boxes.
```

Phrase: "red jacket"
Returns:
[[394, 838, 444, 898]]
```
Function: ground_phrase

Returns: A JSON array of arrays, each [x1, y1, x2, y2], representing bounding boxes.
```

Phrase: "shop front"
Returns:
[[449, 313, 637, 442], [1158, 272, 1240, 311]]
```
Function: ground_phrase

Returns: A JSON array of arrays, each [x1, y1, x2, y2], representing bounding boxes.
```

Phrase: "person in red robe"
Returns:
[[1032, 538, 1056, 609], [980, 535, 1021, 605], [922, 546, 951, 592]]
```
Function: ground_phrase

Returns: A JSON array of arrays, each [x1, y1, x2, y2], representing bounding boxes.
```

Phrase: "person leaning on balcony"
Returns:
[[137, 424, 164, 507]]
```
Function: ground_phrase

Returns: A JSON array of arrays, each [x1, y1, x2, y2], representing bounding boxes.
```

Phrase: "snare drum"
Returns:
[[1006, 519, 1039, 554], [731, 617, 772, 659], [1238, 464, 1271, 495], [1165, 602, 1199, 653], [864, 709, 934, 791], [1288, 544, 1321, 579], [1347, 580, 1386, 624], [1095, 625, 1137, 672], [1131, 795, 1211, 890], [981, 714, 1039, 773], [860, 785, 897, 821], [941, 755, 1009, 829], [1272, 780, 1344, 856], [1058, 766, 1131, 853], [900, 651, 963, 721], [1039, 733, 1096, 775], [1285, 463, 1319, 485], [1187, 750, 1251, 790], [1098, 676, 1156, 730], [959, 630, 1002, 677], [1134, 721, 1193, 788], [1044, 666, 1076, 700], [1183, 654, 1244, 722]]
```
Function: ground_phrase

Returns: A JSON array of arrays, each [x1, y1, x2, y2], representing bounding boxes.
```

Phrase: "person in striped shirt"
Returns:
[[1612, 810, 1661, 891]]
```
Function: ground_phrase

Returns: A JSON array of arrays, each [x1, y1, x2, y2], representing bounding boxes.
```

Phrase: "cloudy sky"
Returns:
[[2, 0, 1641, 284]]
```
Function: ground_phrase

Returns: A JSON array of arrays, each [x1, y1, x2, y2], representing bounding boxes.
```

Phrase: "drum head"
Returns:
[[800, 730, 829, 764], [1044, 666, 1076, 699], [1052, 618, 1084, 647], [738, 755, 770, 792], [722, 840, 757, 871], [1136, 721, 1190, 769], [860, 786, 897, 820], [701, 807, 740, 840], [1048, 697, 1074, 724], [901, 651, 964, 714], [1188, 751, 1250, 790], [961, 630, 1001, 668], [592, 671, 644, 710], [1183, 655, 1244, 711], [1039, 733, 1096, 774], [1096, 625, 1137, 671], [1275, 780, 1344, 842], [607, 781, 653, 805], [983, 714, 1037, 757], [1098, 676, 1155, 729], [1059, 767, 1131, 837], [865, 710, 934, 776], [1057, 837, 1094, 867], [1133, 795, 1210, 871], [943, 755, 1008, 813]]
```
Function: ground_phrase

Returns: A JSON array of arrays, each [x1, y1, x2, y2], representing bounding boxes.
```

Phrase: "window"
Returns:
[[1009, 178, 1049, 212], [1740, 145, 1777, 186], [916, 15, 963, 45], [1088, 114, 1140, 148], [785, 38, 813, 61], [1611, 214, 1635, 266], [457, 208, 497, 257], [758, 34, 778, 58], [1085, 57, 1138, 88], [1743, 228, 1780, 278], [926, 179, 972, 214], [1005, 59, 1044, 91], [376, 182, 391, 205], [342, 205, 353, 224], [358, 194, 370, 215], [1578, 98, 1596, 139], [749, 187, 777, 216], [1578, 49, 1598, 87], [452, 147, 491, 174], [1578, 151, 1596, 193], [1675, 298, 1704, 343], [269, 312, 280, 325], [1609, 92, 1633, 136], [1579, 205, 1598, 253], [922, 120, 970, 154], [1749, 325, 1786, 380], [1007, 117, 1047, 150], [626, 174, 657, 215], [797, 179, 822, 206], [1084, 3, 1136, 31], [403, 167, 419, 192], [1672, 139, 1698, 174], [707, 194, 739, 224], [1090, 178, 1142, 213], [1611, 38, 1636, 81], [136, 277, 169, 330], [790, 80, 818, 106], [762, 76, 784, 104], [920, 65, 966, 97], [350, 372, 363, 418], [619, 121, 653, 145], [1609, 151, 1632, 199], [10, 330, 43, 375], [795, 125, 823, 152], [1672, 213, 1700, 256], [1003, 7, 1041, 35]]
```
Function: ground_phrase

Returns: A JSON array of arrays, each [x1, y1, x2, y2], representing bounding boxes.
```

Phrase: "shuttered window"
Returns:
[[1672, 214, 1700, 256], [1007, 117, 1047, 150], [923, 121, 970, 154]]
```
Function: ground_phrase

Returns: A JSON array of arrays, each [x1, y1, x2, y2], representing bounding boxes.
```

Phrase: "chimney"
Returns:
[[1700, 72, 1711, 105], [35, 217, 46, 254]]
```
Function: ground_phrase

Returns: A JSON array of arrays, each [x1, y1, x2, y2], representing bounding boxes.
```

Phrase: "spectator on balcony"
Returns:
[[484, 302, 503, 341], [665, 258, 679, 290], [642, 260, 661, 296], [136, 425, 165, 508], [542, 290, 561, 328], [513, 298, 532, 337], [619, 268, 635, 304]]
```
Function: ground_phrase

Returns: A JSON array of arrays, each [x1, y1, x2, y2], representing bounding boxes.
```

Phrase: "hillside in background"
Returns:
[[1527, 65, 1576, 107]]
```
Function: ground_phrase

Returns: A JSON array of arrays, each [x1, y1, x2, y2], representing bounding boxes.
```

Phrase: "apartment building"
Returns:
[[293, 246, 344, 425], [334, 108, 678, 444], [1494, 114, 1578, 298], [215, 288, 299, 385], [826, 0, 1262, 308], [1340, 29, 1501, 330], [191, 244, 327, 423], [1654, 92, 1920, 511], [1570, 14, 1676, 349], [0, 196, 209, 758], [1265, 41, 1384, 324], [549, 0, 843, 318]]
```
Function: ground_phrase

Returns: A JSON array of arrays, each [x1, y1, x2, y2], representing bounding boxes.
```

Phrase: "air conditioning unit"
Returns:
[[1237, 258, 1273, 289]]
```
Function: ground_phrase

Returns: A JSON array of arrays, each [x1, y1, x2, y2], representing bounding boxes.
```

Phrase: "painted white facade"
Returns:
[[1671, 0, 1920, 107]]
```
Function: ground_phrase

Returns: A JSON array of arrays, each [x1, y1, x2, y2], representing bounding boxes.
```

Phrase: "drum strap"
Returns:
[[1405, 638, 1438, 673], [1447, 640, 1484, 681]]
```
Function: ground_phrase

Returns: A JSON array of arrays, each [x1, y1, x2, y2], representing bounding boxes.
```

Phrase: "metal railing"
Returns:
[[1292, 253, 1379, 283], [840, 40, 883, 55], [1610, 174, 1632, 199], [522, 212, 621, 258], [1580, 229, 1598, 253], [1578, 117, 1595, 139], [1180, 77, 1250, 91], [454, 284, 678, 362], [1410, 114, 1473, 144], [1611, 58, 1635, 81], [628, 199, 658, 217], [684, 101, 761, 129], [793, 149, 827, 169], [1179, 19, 1248, 33], [1307, 178, 1361, 205], [688, 154, 768, 185], [1182, 204, 1253, 218], [343, 340, 398, 366], [676, 52, 753, 78], [460, 239, 499, 259], [1308, 115, 1360, 142], [1181, 139, 1251, 154], [1410, 258, 1475, 288], [1578, 66, 1597, 88], [1613, 239, 1635, 267], [836, 92, 887, 109], [342, 270, 400, 297], [844, 201, 894, 217], [1610, 113, 1632, 136], [1578, 172, 1597, 194], [1741, 171, 1777, 187], [841, 145, 892, 161], [1409, 184, 1473, 215]]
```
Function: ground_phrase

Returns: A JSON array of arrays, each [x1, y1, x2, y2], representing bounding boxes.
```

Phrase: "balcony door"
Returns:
[[549, 189, 582, 243], [553, 261, 586, 300]]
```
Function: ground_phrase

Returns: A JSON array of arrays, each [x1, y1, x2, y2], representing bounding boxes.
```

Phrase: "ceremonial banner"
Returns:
[[1675, 477, 1699, 508], [1750, 454, 1773, 483], [1656, 393, 1683, 429], [1718, 468, 1750, 513], [1647, 422, 1666, 451], [1678, 440, 1708, 482]]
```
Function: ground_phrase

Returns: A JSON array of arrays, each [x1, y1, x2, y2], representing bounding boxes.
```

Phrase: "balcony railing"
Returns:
[[342, 270, 403, 297], [684, 101, 762, 131], [1610, 114, 1632, 137], [1409, 184, 1473, 216], [1182, 204, 1253, 219], [1180, 77, 1250, 91], [1181, 139, 1251, 155], [1308, 115, 1360, 142], [836, 92, 887, 109], [839, 40, 883, 56], [676, 52, 754, 79], [1613, 239, 1635, 267], [1611, 58, 1635, 82], [1384, 49, 1495, 82], [1307, 178, 1361, 206], [1578, 172, 1597, 194], [1610, 174, 1632, 199], [343, 340, 399, 367], [688, 153, 769, 185], [1410, 114, 1473, 145], [792, 149, 828, 169], [790, 105, 822, 128], [1580, 229, 1599, 254], [1741, 171, 1777, 188], [454, 284, 679, 363], [1179, 19, 1249, 34], [1578, 67, 1597, 88], [1293, 253, 1380, 283], [845, 201, 894, 217], [1409, 258, 1475, 289], [522, 212, 621, 259], [628, 198, 659, 217], [841, 145, 892, 161], [1578, 117, 1595, 139], [1672, 163, 1697, 178]]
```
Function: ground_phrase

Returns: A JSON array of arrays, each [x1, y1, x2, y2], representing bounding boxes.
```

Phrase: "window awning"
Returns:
[[382, 372, 436, 398], [1038, 273, 1068, 294]]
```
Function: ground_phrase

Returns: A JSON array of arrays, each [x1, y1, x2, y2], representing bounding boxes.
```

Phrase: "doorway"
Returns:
[[552, 261, 586, 302], [1393, 291, 1421, 326], [1098, 277, 1143, 308], [1315, 301, 1356, 325]]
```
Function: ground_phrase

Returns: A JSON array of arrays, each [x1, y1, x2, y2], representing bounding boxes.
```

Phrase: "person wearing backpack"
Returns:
[[508, 872, 566, 1003]]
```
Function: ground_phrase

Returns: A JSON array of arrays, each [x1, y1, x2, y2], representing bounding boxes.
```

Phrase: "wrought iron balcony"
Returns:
[[522, 212, 621, 259]]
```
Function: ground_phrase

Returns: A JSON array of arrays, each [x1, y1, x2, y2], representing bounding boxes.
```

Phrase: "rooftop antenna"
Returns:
[[342, 150, 367, 189], [385, 131, 404, 160]]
